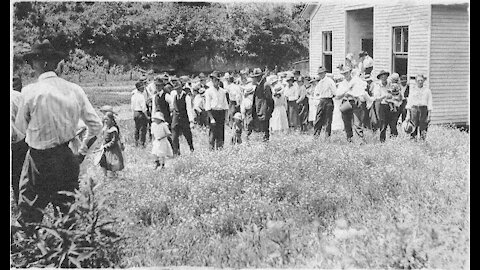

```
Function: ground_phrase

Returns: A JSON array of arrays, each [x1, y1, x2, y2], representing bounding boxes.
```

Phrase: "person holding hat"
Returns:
[[150, 112, 173, 169], [170, 79, 196, 156], [205, 71, 229, 150], [14, 39, 103, 223], [251, 67, 273, 141], [283, 73, 301, 131], [312, 66, 337, 138], [398, 74, 410, 122], [269, 79, 289, 134], [405, 74, 432, 140], [11, 75, 28, 205], [98, 111, 124, 178], [335, 66, 370, 143], [371, 69, 399, 142]]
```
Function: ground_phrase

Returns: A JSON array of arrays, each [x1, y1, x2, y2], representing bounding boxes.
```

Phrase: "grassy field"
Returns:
[[12, 84, 470, 268]]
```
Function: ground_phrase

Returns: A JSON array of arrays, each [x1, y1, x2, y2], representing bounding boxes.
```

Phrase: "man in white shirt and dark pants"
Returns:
[[131, 81, 148, 147], [313, 66, 337, 137], [205, 71, 229, 150], [14, 40, 103, 223]]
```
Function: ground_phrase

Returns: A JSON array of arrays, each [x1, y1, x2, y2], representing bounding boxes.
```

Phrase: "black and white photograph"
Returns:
[[11, 0, 469, 268]]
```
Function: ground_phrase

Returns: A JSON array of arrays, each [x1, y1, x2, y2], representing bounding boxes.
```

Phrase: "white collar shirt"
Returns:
[[11, 90, 25, 143], [14, 72, 102, 152], [406, 85, 433, 111], [313, 76, 337, 99], [204, 86, 228, 111], [131, 91, 147, 112]]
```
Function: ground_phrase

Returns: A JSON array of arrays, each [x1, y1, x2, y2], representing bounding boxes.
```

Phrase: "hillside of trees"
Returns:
[[13, 1, 309, 75]]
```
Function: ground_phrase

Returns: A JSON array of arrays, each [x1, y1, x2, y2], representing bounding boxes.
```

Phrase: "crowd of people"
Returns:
[[11, 40, 433, 226]]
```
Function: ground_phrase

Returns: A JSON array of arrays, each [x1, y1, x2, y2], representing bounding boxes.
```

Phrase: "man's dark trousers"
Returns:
[[314, 98, 334, 137], [209, 110, 226, 150], [134, 111, 148, 146]]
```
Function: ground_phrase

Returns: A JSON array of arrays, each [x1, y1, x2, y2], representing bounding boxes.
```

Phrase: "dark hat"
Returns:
[[135, 81, 145, 89], [403, 120, 414, 134], [294, 70, 301, 75], [400, 75, 408, 82], [23, 39, 64, 62], [359, 51, 368, 57], [210, 71, 221, 80], [317, 66, 327, 74], [339, 66, 352, 74], [377, 70, 390, 79], [250, 68, 263, 77]]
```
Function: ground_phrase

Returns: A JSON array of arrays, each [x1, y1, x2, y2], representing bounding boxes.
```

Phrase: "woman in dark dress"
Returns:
[[98, 112, 125, 178]]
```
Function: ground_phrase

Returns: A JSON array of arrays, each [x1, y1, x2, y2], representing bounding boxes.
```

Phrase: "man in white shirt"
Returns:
[[11, 75, 28, 205], [313, 66, 337, 137], [131, 81, 148, 147], [15, 40, 103, 223], [335, 66, 370, 143], [205, 71, 229, 150], [405, 74, 433, 140], [283, 74, 300, 129]]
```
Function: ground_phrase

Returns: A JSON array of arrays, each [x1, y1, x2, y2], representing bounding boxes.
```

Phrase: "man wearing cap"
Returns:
[[405, 74, 432, 140], [11, 75, 28, 205], [170, 79, 196, 155], [313, 66, 337, 138], [131, 81, 149, 147], [335, 66, 370, 143], [15, 40, 103, 223], [205, 71, 229, 150], [371, 70, 399, 142], [398, 74, 410, 122]]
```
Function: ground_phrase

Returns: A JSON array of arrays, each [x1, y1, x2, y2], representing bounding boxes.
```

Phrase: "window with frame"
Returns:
[[392, 26, 408, 76], [323, 31, 332, 73]]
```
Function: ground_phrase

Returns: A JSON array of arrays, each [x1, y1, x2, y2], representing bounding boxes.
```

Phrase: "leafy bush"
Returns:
[[11, 178, 124, 268]]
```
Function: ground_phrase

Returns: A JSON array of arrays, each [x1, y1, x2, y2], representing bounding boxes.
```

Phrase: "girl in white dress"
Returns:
[[269, 82, 289, 134], [151, 111, 173, 169]]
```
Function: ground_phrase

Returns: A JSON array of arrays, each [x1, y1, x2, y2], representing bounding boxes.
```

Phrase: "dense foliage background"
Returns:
[[13, 1, 309, 75]]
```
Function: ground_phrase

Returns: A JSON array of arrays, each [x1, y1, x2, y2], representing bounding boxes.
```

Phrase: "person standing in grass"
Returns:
[[151, 112, 173, 169], [283, 73, 300, 131], [269, 77, 289, 134], [252, 67, 273, 142], [398, 74, 410, 123], [405, 74, 432, 141], [15, 39, 102, 223], [131, 81, 148, 147], [313, 66, 337, 138], [11, 75, 28, 205], [98, 112, 124, 178], [170, 79, 195, 156], [297, 76, 310, 133], [336, 66, 370, 143], [205, 71, 229, 150], [231, 112, 243, 145]]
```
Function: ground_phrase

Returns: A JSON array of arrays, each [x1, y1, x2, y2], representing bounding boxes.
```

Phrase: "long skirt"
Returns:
[[287, 100, 300, 128], [308, 98, 320, 122], [100, 144, 125, 171], [152, 138, 174, 158], [331, 98, 344, 131], [270, 105, 289, 132]]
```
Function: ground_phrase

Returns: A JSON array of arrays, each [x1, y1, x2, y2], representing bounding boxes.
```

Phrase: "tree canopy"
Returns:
[[13, 2, 309, 73]]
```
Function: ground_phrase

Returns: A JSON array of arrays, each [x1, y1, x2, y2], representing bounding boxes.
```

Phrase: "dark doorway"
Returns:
[[361, 38, 373, 58]]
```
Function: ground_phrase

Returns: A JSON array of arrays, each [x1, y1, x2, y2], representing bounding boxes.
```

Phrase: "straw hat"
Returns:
[[23, 39, 64, 62], [152, 111, 165, 121], [317, 66, 327, 74], [233, 112, 242, 120], [99, 105, 117, 115], [339, 66, 352, 74], [250, 68, 263, 78], [377, 70, 390, 79]]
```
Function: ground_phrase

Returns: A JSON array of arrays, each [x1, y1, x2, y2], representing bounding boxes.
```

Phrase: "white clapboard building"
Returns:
[[301, 0, 469, 126]]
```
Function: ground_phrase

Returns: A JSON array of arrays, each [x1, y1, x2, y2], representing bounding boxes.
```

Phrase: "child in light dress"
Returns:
[[151, 111, 173, 169], [231, 112, 243, 145]]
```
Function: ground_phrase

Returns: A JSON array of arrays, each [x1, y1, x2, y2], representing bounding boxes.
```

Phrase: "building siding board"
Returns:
[[430, 4, 469, 124]]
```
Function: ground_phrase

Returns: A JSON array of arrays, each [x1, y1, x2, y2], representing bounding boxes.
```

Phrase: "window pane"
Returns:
[[403, 27, 408, 52], [328, 33, 332, 52], [323, 33, 327, 51], [394, 28, 401, 52], [324, 54, 332, 73]]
